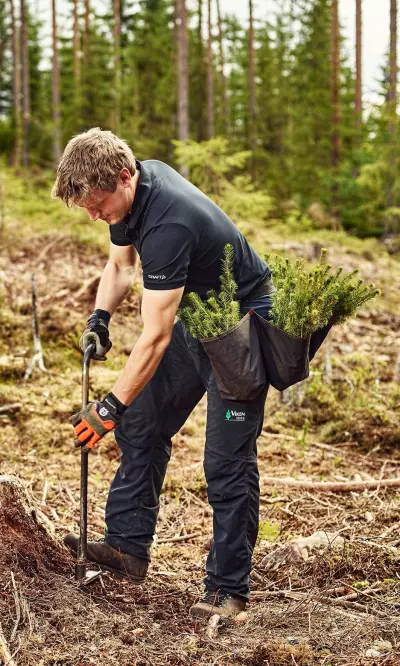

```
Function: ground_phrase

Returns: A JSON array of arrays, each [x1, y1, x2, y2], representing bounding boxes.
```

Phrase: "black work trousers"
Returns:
[[105, 310, 270, 600]]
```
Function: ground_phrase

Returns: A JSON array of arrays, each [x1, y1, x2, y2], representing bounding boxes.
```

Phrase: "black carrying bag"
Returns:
[[201, 311, 332, 400], [200, 312, 267, 401], [254, 313, 332, 392]]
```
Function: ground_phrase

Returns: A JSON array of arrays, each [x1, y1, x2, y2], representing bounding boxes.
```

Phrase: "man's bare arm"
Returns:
[[95, 242, 137, 315], [111, 286, 184, 406]]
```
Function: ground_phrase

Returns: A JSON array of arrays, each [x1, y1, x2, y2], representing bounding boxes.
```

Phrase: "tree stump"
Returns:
[[0, 475, 69, 575]]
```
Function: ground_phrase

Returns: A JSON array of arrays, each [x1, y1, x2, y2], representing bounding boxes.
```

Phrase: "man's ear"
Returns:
[[119, 168, 132, 188]]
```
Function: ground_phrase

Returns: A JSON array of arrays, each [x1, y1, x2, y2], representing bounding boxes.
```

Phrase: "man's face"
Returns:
[[79, 170, 134, 225]]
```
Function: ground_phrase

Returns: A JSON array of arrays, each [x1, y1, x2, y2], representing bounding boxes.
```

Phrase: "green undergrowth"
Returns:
[[1, 167, 109, 255], [272, 349, 400, 452]]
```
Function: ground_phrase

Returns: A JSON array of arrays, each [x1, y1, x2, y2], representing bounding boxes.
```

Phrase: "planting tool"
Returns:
[[75, 342, 102, 585]]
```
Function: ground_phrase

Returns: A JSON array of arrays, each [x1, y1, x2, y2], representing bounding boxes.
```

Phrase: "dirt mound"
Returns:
[[0, 475, 70, 576]]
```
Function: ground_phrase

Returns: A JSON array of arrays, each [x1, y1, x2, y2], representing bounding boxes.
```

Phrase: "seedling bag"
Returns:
[[200, 312, 266, 401], [201, 312, 332, 400], [254, 313, 332, 391]]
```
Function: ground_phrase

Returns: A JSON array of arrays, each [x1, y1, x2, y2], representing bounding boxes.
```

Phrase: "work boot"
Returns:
[[63, 534, 148, 584], [189, 589, 246, 618]]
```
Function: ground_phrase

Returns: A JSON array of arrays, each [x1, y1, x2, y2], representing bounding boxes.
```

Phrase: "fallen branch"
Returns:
[[379, 522, 400, 539], [24, 274, 47, 380], [252, 589, 393, 619], [205, 614, 221, 639], [261, 476, 400, 492], [251, 590, 306, 600], [325, 597, 387, 618], [36, 234, 66, 265], [0, 621, 16, 666], [260, 495, 289, 504], [357, 539, 400, 557], [10, 572, 21, 642], [74, 273, 101, 301], [394, 350, 400, 384], [157, 532, 201, 544], [0, 403, 21, 415], [0, 173, 4, 235]]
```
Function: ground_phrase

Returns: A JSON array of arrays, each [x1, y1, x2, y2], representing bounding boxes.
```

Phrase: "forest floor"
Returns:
[[0, 168, 400, 665]]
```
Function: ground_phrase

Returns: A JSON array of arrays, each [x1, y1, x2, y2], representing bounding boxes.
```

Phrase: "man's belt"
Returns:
[[241, 277, 276, 303]]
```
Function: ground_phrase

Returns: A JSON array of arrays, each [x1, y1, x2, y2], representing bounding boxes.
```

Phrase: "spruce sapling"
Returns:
[[178, 244, 241, 339], [265, 249, 380, 337]]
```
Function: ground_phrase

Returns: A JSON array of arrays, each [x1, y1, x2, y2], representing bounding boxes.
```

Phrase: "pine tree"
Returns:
[[215, 0, 228, 134], [288, 0, 333, 205], [122, 0, 176, 160], [355, 0, 362, 137], [176, 0, 189, 175], [20, 0, 30, 166], [51, 0, 61, 167], [2, 0, 18, 160], [189, 0, 207, 142], [206, 0, 214, 138]]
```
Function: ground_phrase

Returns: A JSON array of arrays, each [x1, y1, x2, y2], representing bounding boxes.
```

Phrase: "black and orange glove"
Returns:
[[70, 392, 127, 451], [79, 309, 112, 361]]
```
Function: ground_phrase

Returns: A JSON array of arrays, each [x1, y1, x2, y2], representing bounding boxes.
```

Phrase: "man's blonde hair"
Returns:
[[51, 127, 137, 207]]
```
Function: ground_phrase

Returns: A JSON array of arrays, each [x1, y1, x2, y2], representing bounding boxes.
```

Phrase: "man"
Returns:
[[53, 127, 274, 618]]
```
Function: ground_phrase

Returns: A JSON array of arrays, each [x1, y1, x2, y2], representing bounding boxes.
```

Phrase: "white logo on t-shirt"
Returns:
[[148, 274, 167, 280]]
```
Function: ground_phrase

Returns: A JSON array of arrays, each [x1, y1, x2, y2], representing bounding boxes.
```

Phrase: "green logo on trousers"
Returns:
[[225, 409, 246, 422]]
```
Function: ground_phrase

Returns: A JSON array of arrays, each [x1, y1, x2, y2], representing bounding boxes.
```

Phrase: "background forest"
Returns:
[[1, 0, 400, 241]]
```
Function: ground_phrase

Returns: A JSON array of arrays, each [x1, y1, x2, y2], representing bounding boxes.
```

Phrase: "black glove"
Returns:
[[79, 309, 112, 361], [70, 392, 127, 451]]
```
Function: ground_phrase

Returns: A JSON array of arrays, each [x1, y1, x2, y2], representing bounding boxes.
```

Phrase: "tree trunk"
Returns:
[[216, 0, 228, 134], [113, 0, 121, 133], [176, 0, 189, 143], [83, 0, 90, 120], [207, 0, 214, 139], [355, 0, 362, 133], [10, 0, 22, 167], [176, 0, 189, 177], [197, 0, 206, 141], [248, 0, 256, 161], [20, 0, 30, 167], [73, 0, 80, 88], [389, 0, 397, 111], [330, 0, 341, 171], [386, 0, 397, 210], [51, 0, 61, 168]]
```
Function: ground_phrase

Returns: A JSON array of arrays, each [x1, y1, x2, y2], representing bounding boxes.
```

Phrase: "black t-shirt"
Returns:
[[110, 160, 271, 300]]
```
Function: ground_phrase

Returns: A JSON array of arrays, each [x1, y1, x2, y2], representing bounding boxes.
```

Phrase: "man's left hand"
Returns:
[[70, 393, 126, 451]]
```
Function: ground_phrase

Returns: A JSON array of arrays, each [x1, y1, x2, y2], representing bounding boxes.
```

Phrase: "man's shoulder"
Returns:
[[142, 159, 175, 177]]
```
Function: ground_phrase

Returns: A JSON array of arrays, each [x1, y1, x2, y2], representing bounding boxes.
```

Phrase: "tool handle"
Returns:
[[82, 342, 96, 409], [76, 342, 96, 580]]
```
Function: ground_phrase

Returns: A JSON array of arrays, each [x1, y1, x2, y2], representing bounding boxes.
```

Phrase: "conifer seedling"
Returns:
[[265, 248, 380, 338], [178, 244, 241, 339], [179, 246, 380, 341]]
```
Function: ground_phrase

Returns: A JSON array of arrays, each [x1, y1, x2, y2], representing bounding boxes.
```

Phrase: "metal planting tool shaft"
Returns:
[[75, 342, 101, 584]]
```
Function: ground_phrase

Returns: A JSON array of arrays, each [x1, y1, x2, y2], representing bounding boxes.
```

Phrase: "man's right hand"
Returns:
[[79, 309, 112, 361]]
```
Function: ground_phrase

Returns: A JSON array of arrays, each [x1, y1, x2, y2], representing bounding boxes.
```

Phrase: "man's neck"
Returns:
[[128, 169, 140, 215]]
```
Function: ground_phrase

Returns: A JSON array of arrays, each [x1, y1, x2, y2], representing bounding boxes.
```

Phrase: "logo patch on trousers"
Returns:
[[225, 409, 246, 422]]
